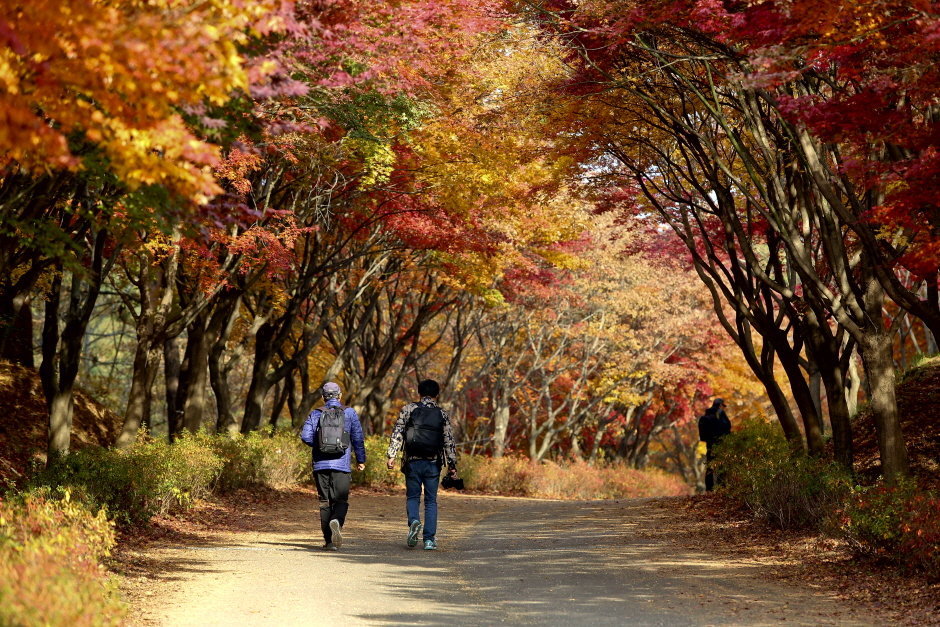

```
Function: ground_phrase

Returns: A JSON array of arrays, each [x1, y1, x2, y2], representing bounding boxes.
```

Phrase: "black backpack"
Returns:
[[317, 406, 350, 455], [405, 404, 445, 457], [698, 410, 729, 444], [698, 412, 718, 443]]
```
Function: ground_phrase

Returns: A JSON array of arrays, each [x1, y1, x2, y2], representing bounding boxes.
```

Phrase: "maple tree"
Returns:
[[1, 0, 805, 484], [511, 0, 940, 481], [0, 0, 301, 455], [430, 213, 740, 466], [214, 22, 597, 439], [47, 0, 508, 445]]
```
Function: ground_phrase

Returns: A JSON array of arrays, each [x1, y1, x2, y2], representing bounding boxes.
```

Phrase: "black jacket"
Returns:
[[698, 407, 731, 445]]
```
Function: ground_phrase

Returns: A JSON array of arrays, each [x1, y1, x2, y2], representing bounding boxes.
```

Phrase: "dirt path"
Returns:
[[122, 490, 881, 627]]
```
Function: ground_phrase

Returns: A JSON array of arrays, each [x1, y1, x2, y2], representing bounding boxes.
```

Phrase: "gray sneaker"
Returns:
[[407, 520, 422, 547], [329, 519, 343, 547], [424, 539, 437, 550], [322, 542, 338, 551]]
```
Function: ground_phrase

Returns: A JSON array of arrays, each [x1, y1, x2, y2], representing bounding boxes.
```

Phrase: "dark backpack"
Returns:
[[317, 406, 350, 455], [698, 414, 718, 444], [698, 410, 729, 444], [405, 404, 445, 457]]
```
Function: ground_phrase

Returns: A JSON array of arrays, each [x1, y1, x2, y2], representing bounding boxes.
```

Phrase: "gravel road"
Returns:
[[128, 491, 879, 627]]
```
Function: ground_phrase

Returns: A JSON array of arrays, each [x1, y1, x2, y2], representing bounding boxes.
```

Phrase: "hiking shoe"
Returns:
[[322, 542, 338, 551], [424, 539, 438, 551], [329, 519, 343, 547], [407, 520, 422, 547]]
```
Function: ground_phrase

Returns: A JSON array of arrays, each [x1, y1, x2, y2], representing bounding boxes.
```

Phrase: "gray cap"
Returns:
[[713, 398, 726, 407], [321, 382, 341, 398]]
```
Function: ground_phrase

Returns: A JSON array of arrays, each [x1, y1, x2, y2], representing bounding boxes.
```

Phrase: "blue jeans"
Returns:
[[404, 460, 440, 541]]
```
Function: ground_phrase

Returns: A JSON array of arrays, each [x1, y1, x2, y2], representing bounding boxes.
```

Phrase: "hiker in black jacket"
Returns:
[[386, 379, 458, 551], [698, 398, 732, 492]]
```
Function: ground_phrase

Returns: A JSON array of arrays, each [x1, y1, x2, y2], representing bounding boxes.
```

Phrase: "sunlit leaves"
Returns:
[[0, 0, 289, 202]]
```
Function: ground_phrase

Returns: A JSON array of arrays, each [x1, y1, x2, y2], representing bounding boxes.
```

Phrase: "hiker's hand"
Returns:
[[448, 468, 458, 479], [386, 458, 395, 470], [357, 463, 365, 472]]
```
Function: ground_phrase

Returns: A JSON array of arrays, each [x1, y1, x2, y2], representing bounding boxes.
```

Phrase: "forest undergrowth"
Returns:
[[0, 430, 689, 626], [711, 357, 940, 583], [701, 412, 940, 625], [3, 360, 936, 626], [664, 494, 940, 627]]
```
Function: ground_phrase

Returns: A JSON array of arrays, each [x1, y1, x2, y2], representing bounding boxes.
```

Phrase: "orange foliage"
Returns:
[[0, 0, 286, 202]]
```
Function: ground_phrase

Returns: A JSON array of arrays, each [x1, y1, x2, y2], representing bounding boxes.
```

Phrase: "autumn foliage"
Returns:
[[1, 0, 938, 591], [0, 0, 294, 200], [0, 490, 123, 627]]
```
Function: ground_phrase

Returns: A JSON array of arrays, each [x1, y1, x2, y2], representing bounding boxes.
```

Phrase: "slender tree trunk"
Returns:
[[117, 234, 181, 447], [569, 429, 583, 461], [845, 349, 862, 417], [805, 310, 854, 470], [118, 312, 158, 448], [806, 357, 824, 434], [824, 363, 855, 471], [181, 312, 210, 433], [857, 282, 909, 482], [290, 358, 320, 428], [164, 335, 182, 440], [589, 406, 634, 465], [211, 357, 238, 434], [42, 232, 113, 460], [40, 272, 65, 459], [241, 324, 277, 433], [117, 342, 161, 447], [735, 320, 804, 448], [528, 419, 539, 460], [492, 400, 511, 458], [210, 297, 242, 434], [775, 343, 826, 455], [859, 331, 910, 481], [268, 378, 288, 431], [897, 316, 908, 371]]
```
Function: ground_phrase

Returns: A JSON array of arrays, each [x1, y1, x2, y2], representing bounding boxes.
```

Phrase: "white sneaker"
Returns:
[[330, 519, 343, 547]]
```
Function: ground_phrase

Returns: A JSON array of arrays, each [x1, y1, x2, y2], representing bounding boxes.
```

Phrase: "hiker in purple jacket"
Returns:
[[300, 382, 366, 551]]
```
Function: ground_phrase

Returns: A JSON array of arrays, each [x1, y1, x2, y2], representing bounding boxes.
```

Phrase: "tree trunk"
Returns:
[[164, 335, 182, 440], [492, 401, 511, 458], [180, 312, 210, 434], [807, 358, 824, 434], [290, 357, 321, 428], [268, 378, 288, 431], [570, 429, 583, 461], [211, 354, 238, 434], [209, 297, 242, 434], [844, 340, 862, 417], [824, 363, 855, 471], [804, 309, 854, 470], [734, 318, 804, 448], [41, 232, 113, 460], [241, 324, 277, 433], [40, 272, 66, 460], [859, 330, 910, 481], [117, 341, 161, 447], [775, 342, 826, 456], [927, 325, 939, 355]]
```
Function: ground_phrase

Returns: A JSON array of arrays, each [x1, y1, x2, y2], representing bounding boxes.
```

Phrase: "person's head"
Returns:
[[712, 397, 727, 410], [321, 381, 341, 401], [418, 379, 440, 399]]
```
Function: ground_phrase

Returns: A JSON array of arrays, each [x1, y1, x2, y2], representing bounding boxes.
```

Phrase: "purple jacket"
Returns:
[[300, 399, 366, 472]]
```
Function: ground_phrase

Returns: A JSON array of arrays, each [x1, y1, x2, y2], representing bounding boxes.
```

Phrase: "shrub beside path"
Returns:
[[119, 490, 886, 627]]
